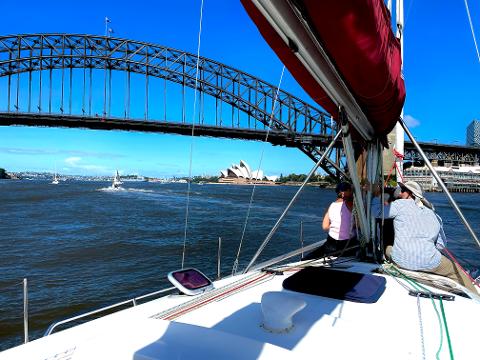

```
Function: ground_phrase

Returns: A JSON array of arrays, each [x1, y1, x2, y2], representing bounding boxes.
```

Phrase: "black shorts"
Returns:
[[303, 235, 358, 260]]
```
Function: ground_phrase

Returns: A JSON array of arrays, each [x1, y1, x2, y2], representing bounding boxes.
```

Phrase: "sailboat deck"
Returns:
[[1, 261, 479, 359]]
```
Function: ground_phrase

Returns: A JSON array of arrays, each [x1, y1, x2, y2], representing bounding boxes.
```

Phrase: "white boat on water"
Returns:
[[51, 165, 59, 185], [2, 1, 480, 359], [51, 173, 59, 185], [110, 170, 123, 190]]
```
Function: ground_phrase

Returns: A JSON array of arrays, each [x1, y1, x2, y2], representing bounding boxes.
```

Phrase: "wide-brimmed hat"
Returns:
[[398, 181, 423, 199]]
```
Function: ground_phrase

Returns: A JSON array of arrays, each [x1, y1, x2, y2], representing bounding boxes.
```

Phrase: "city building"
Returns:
[[403, 165, 480, 192], [466, 119, 480, 147]]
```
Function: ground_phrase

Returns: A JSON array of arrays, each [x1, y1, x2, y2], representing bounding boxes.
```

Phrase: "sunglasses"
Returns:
[[400, 187, 409, 193]]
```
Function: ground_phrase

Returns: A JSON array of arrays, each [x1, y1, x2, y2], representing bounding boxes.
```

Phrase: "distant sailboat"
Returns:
[[51, 166, 59, 185], [111, 170, 123, 189]]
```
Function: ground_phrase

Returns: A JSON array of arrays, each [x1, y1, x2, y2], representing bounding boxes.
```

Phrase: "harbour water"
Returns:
[[1, 180, 479, 350]]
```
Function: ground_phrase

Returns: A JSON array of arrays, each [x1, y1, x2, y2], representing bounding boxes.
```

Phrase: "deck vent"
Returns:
[[260, 291, 306, 333]]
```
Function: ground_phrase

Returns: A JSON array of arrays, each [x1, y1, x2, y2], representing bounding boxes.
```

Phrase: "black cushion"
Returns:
[[282, 267, 386, 303]]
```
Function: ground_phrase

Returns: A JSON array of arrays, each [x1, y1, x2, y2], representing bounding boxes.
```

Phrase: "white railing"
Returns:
[[23, 278, 28, 344], [44, 286, 175, 336]]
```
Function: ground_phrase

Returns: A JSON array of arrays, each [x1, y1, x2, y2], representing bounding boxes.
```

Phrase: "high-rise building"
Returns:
[[466, 119, 480, 147]]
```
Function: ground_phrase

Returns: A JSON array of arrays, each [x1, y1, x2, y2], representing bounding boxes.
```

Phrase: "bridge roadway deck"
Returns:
[[3, 112, 479, 164], [0, 112, 334, 148]]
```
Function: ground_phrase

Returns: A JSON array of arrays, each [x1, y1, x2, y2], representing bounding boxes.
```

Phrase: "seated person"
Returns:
[[372, 181, 477, 293], [304, 182, 358, 260]]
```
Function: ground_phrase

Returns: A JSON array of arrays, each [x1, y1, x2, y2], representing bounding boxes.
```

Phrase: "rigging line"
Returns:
[[231, 65, 286, 275], [244, 130, 343, 274], [400, 118, 480, 249], [403, 0, 415, 31], [181, 0, 204, 270], [464, 0, 480, 63], [440, 246, 480, 281], [440, 246, 480, 289]]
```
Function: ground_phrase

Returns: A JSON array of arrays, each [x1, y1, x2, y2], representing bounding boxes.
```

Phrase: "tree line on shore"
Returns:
[[0, 168, 10, 179], [277, 173, 336, 184], [0, 168, 337, 185], [190, 173, 337, 184]]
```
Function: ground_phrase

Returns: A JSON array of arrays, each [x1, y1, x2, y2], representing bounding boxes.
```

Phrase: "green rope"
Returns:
[[382, 264, 450, 359], [439, 298, 454, 359]]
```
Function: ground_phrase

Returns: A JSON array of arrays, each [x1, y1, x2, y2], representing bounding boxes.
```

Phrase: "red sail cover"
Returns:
[[241, 0, 406, 138]]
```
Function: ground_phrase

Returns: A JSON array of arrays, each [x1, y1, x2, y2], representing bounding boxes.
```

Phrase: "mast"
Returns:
[[394, 0, 405, 182]]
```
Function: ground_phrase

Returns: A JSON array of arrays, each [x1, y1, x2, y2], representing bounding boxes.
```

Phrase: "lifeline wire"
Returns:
[[231, 65, 286, 275], [182, 0, 205, 269], [464, 0, 480, 63]]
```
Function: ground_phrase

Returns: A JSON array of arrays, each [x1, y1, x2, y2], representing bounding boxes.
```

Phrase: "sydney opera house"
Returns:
[[219, 160, 278, 184]]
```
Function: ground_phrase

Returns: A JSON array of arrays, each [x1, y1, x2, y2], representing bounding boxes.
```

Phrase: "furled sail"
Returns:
[[241, 0, 406, 140]]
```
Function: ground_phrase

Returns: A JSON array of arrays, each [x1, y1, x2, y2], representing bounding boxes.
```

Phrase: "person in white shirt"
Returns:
[[373, 181, 477, 293], [304, 182, 358, 260]]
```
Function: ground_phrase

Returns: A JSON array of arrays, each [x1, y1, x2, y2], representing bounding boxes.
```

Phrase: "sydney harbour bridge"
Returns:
[[1, 33, 478, 176]]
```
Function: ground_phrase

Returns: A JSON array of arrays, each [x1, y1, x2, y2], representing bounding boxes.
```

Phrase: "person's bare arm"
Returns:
[[322, 207, 330, 231]]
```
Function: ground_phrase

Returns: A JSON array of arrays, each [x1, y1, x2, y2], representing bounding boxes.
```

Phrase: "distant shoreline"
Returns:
[[205, 181, 333, 187]]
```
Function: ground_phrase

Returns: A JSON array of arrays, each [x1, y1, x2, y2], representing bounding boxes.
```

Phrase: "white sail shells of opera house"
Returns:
[[219, 160, 278, 184]]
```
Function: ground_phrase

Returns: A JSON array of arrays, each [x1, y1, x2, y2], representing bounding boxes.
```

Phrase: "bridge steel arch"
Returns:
[[0, 33, 343, 176]]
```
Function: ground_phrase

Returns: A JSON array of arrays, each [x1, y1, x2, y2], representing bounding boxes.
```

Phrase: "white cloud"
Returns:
[[64, 157, 109, 173], [0, 147, 123, 158], [403, 114, 420, 128], [65, 157, 81, 166]]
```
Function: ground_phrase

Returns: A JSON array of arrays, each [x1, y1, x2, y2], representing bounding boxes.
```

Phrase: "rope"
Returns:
[[264, 247, 359, 274], [151, 272, 273, 320], [417, 294, 426, 360], [181, 0, 204, 269], [164, 273, 272, 321], [440, 246, 480, 289], [382, 264, 450, 359], [385, 147, 404, 184], [439, 298, 454, 360], [231, 65, 286, 275], [464, 0, 480, 63]]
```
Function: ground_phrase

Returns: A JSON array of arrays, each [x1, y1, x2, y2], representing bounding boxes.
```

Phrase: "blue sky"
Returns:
[[0, 0, 479, 177]]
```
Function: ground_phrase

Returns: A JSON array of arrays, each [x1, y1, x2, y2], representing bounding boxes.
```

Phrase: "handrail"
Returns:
[[300, 221, 304, 257], [217, 237, 222, 280], [44, 286, 176, 336]]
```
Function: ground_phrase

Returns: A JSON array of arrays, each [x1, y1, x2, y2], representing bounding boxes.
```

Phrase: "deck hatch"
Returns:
[[283, 267, 386, 303], [167, 268, 214, 296]]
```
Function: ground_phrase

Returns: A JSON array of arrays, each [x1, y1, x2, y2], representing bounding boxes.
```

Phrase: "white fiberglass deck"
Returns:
[[1, 261, 479, 359]]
